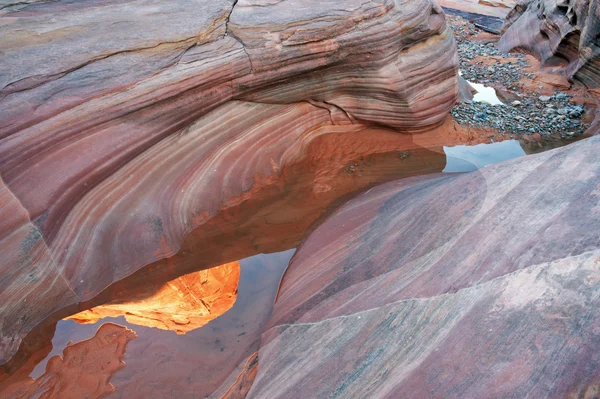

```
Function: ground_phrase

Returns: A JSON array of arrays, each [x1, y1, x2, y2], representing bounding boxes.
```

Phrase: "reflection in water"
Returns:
[[2, 129, 448, 399], [468, 81, 504, 106], [459, 70, 504, 106], [5, 323, 136, 399], [0, 128, 574, 399], [67, 262, 240, 334], [8, 250, 294, 399], [443, 140, 526, 172]]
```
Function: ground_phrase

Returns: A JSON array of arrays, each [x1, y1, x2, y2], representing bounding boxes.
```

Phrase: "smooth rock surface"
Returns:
[[250, 135, 600, 398], [0, 0, 459, 363]]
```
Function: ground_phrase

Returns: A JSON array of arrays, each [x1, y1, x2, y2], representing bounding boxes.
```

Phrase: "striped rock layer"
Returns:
[[0, 0, 459, 363], [499, 0, 600, 87], [252, 135, 600, 398]]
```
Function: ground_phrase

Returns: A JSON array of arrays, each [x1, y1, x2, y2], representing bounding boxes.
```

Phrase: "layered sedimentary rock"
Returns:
[[250, 135, 600, 398], [0, 0, 459, 363], [499, 0, 600, 87]]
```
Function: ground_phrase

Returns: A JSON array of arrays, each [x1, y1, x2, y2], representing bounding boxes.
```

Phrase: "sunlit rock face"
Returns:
[[0, 0, 459, 363], [251, 135, 600, 398], [499, 0, 600, 87], [67, 262, 240, 334]]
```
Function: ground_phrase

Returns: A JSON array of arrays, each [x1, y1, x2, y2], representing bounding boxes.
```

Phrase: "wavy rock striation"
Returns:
[[499, 0, 600, 87], [251, 135, 600, 398], [0, 0, 459, 363]]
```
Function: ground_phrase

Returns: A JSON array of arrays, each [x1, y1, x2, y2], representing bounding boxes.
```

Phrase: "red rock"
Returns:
[[67, 262, 240, 334], [0, 0, 460, 363], [220, 353, 259, 399], [250, 135, 600, 398], [499, 0, 600, 88]]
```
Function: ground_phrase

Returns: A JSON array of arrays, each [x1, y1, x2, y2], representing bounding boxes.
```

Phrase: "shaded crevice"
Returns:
[[223, 0, 239, 37], [223, 0, 255, 73]]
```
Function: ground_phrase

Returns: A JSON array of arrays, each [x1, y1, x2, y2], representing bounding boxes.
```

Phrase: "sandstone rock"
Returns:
[[499, 0, 600, 88], [0, 0, 459, 363], [250, 135, 600, 398], [458, 76, 477, 101]]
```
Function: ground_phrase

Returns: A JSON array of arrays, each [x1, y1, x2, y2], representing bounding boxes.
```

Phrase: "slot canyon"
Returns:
[[0, 0, 599, 398]]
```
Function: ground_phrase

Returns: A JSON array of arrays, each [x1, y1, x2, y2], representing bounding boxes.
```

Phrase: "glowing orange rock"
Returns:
[[68, 262, 240, 334]]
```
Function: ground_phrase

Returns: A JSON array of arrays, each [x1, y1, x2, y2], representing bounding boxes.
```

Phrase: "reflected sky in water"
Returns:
[[443, 140, 526, 173]]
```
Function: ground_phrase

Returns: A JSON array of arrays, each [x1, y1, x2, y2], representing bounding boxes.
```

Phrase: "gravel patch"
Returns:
[[447, 15, 588, 139], [451, 96, 585, 138]]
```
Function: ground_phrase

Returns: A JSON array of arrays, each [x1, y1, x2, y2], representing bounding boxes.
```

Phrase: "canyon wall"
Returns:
[[499, 0, 600, 87], [0, 0, 459, 364], [252, 134, 600, 398]]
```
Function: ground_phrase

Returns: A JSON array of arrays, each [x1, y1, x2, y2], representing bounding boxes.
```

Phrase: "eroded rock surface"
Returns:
[[499, 0, 600, 87], [251, 135, 600, 398], [0, 0, 459, 363]]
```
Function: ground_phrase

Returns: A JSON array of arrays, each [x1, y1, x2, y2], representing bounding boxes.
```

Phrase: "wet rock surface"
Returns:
[[2, 323, 136, 399], [66, 262, 240, 334], [0, 252, 293, 399]]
